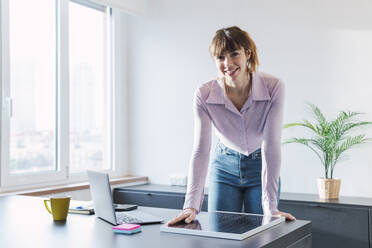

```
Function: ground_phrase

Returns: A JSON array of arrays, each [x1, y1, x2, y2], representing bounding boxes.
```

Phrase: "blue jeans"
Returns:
[[208, 142, 280, 214]]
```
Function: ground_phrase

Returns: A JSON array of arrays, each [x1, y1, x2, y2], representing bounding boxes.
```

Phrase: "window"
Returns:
[[9, 0, 57, 175], [69, 1, 111, 172], [0, 0, 122, 188]]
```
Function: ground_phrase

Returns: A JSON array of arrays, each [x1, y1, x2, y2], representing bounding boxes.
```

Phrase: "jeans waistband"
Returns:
[[216, 142, 261, 159]]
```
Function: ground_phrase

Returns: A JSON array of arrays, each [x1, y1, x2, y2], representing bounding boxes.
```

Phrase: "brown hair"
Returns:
[[209, 26, 259, 72]]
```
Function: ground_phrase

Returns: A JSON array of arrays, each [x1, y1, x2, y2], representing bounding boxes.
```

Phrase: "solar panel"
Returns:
[[160, 211, 285, 240]]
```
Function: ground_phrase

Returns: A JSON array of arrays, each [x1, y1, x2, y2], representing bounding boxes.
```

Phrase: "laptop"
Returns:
[[87, 170, 163, 225]]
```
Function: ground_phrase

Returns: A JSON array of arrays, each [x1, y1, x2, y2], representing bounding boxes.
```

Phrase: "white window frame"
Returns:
[[0, 0, 127, 191]]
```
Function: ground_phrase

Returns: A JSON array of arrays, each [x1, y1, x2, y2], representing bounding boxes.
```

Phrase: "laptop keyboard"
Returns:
[[116, 212, 143, 224]]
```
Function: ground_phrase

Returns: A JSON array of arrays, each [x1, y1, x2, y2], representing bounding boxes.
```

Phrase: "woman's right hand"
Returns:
[[167, 208, 197, 226]]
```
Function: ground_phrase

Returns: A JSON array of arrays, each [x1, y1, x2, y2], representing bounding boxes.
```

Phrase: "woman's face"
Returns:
[[214, 48, 250, 83]]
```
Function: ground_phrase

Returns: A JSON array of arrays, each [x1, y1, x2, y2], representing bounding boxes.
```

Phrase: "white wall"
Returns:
[[124, 0, 372, 197]]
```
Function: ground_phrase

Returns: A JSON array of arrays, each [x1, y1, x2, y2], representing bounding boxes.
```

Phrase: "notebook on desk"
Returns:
[[87, 170, 163, 225]]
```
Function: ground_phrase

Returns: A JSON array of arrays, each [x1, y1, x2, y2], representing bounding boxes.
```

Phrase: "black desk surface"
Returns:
[[0, 195, 311, 248]]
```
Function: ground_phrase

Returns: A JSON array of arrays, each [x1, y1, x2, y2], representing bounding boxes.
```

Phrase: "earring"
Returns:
[[247, 60, 251, 70]]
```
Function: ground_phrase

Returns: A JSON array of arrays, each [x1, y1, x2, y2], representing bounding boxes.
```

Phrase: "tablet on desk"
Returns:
[[160, 211, 285, 240]]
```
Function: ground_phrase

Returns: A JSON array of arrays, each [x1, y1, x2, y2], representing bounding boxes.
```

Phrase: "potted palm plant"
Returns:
[[283, 103, 372, 199]]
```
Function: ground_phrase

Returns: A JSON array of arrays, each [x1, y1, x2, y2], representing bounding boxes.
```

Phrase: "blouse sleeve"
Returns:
[[261, 80, 285, 215], [183, 88, 212, 212]]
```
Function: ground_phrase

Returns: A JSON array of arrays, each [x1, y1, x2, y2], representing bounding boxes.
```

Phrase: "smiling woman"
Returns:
[[209, 26, 259, 74], [210, 27, 259, 112], [168, 26, 295, 226]]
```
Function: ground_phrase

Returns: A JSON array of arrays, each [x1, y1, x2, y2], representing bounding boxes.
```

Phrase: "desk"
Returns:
[[0, 196, 311, 248], [115, 184, 371, 248]]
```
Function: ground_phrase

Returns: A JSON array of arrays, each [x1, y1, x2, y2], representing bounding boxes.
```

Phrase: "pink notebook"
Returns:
[[112, 223, 141, 231]]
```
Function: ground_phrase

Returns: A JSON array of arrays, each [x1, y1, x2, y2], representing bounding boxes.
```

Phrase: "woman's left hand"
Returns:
[[273, 211, 296, 221]]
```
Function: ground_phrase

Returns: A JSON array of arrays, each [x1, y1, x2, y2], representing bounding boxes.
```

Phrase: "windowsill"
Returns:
[[0, 176, 148, 197]]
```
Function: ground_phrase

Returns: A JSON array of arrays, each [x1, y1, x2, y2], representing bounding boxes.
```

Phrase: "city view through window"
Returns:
[[9, 0, 56, 174], [9, 0, 110, 174], [69, 1, 110, 172]]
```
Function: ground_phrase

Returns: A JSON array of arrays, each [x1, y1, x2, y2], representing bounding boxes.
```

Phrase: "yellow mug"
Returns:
[[44, 196, 71, 221]]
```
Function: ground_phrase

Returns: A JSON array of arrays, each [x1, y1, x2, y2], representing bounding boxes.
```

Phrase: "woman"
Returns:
[[168, 26, 295, 225]]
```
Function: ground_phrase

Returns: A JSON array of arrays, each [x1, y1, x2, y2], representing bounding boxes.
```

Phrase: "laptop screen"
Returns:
[[87, 170, 118, 225]]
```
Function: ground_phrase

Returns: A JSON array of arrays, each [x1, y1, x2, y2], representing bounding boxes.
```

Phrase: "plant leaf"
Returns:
[[341, 121, 372, 135], [283, 121, 317, 133], [308, 103, 328, 135], [283, 137, 325, 167], [334, 135, 368, 163]]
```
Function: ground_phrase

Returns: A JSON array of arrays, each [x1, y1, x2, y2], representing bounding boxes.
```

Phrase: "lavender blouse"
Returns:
[[183, 71, 285, 215]]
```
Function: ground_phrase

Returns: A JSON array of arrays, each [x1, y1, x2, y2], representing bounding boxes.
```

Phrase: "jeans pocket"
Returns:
[[251, 149, 262, 160], [215, 143, 224, 155], [212, 153, 240, 177], [216, 142, 236, 156], [224, 149, 235, 156]]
